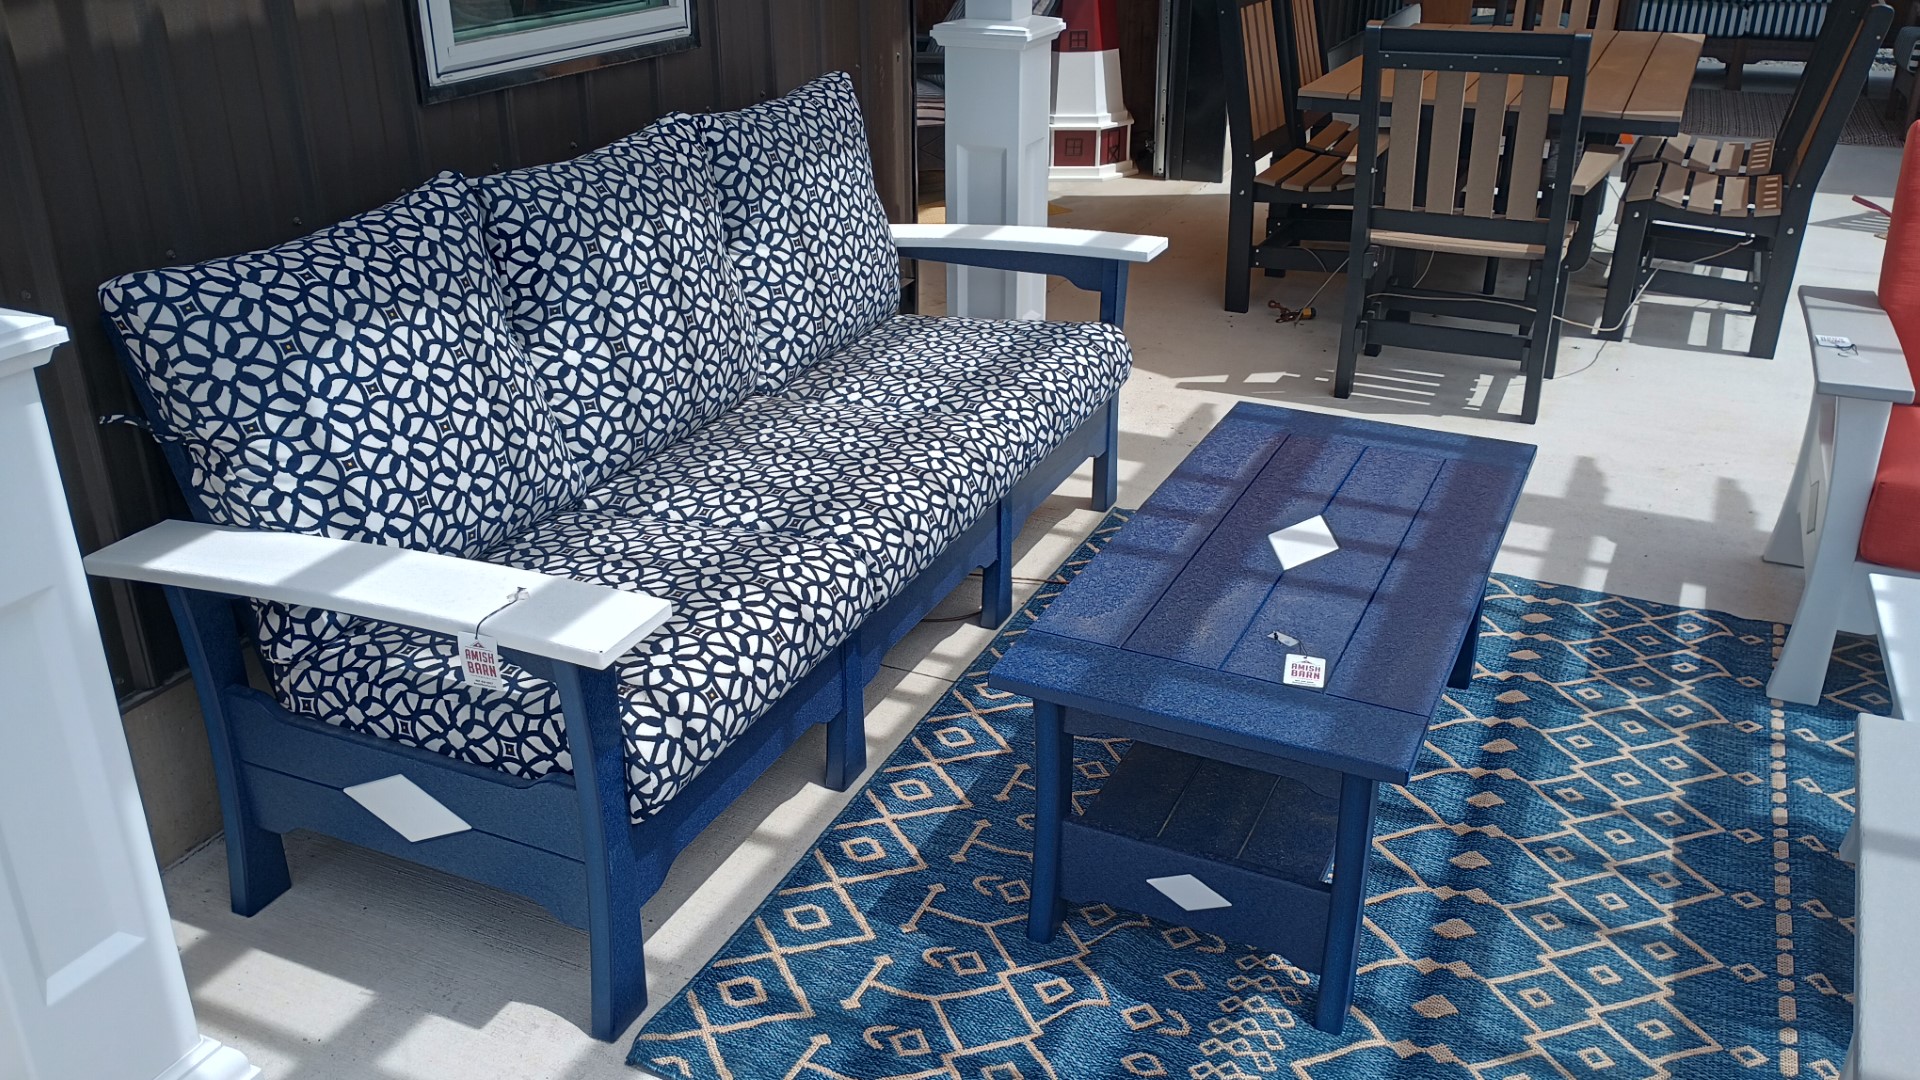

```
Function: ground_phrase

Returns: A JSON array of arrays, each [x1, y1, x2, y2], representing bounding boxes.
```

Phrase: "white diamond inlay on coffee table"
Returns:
[[1146, 874, 1233, 911], [1269, 514, 1340, 570], [343, 774, 472, 843]]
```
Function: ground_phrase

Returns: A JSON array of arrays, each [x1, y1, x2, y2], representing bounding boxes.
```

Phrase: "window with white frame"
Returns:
[[413, 0, 698, 100]]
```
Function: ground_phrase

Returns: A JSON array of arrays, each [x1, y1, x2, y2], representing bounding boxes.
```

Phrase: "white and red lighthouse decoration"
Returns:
[[1049, 0, 1136, 179]]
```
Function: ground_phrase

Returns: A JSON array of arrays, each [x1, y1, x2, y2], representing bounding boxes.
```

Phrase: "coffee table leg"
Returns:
[[1315, 773, 1379, 1032], [1447, 598, 1485, 689], [1028, 699, 1069, 943]]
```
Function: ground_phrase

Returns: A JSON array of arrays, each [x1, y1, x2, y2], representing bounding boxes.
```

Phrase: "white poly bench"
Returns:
[[1848, 711, 1920, 1080], [1842, 572, 1920, 1079], [1871, 574, 1919, 718]]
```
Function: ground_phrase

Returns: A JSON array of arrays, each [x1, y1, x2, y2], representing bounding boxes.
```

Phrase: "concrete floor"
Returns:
[[163, 142, 1903, 1079]]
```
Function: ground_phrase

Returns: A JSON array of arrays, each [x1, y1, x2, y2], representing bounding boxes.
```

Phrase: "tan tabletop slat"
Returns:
[[1295, 27, 1702, 135], [1582, 29, 1659, 121], [1622, 32, 1704, 123]]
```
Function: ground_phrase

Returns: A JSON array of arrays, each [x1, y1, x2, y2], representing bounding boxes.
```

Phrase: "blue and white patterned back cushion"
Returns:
[[474, 117, 761, 488], [100, 172, 582, 655], [694, 72, 900, 392]]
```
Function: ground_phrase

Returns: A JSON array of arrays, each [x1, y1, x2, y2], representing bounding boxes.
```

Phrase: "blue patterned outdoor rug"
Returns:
[[631, 510, 1878, 1080]]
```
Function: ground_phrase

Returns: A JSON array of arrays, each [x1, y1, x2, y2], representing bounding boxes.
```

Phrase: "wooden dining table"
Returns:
[[1295, 25, 1705, 137]]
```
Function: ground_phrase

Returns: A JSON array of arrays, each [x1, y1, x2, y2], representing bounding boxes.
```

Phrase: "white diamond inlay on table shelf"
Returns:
[[1146, 874, 1233, 912], [343, 774, 472, 843]]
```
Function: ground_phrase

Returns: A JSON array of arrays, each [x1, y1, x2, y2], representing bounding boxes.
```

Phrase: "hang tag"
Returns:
[[1814, 335, 1853, 350], [461, 633, 505, 691], [1283, 653, 1328, 689]]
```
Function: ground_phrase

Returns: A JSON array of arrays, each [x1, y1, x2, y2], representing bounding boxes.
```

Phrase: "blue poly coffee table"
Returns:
[[989, 402, 1533, 1032]]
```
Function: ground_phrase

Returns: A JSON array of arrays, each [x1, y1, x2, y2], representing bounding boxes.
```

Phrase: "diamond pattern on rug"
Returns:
[[632, 510, 1865, 1079]]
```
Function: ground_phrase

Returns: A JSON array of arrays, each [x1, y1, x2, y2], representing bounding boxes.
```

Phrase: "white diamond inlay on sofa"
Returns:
[[1146, 874, 1233, 912], [343, 775, 472, 843]]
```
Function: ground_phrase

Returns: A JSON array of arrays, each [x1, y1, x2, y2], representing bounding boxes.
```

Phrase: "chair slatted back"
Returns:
[[1220, 0, 1294, 158], [1350, 27, 1590, 250], [1219, 0, 1332, 162], [1244, 0, 1290, 144], [1771, 0, 1891, 188], [1497, 0, 1621, 30], [1287, 0, 1325, 87]]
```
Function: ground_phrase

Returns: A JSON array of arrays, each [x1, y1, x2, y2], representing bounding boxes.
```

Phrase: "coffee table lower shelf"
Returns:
[[1061, 741, 1345, 973], [1030, 721, 1383, 1033]]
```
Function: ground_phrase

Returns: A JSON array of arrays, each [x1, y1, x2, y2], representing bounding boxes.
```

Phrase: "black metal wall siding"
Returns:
[[0, 0, 915, 699]]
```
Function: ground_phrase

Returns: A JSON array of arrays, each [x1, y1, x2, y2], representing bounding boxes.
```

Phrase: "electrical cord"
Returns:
[[1287, 257, 1351, 323]]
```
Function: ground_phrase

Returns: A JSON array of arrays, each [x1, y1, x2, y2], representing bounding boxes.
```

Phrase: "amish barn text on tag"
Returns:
[[1282, 653, 1327, 689], [461, 634, 505, 691]]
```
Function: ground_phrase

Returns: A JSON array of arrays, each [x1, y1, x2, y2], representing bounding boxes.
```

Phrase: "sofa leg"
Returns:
[[1768, 613, 1839, 706], [1091, 403, 1119, 512], [1763, 401, 1819, 567], [165, 587, 293, 916], [226, 823, 293, 917], [981, 501, 1016, 628], [549, 663, 648, 1042], [1767, 396, 1893, 706], [824, 640, 867, 792]]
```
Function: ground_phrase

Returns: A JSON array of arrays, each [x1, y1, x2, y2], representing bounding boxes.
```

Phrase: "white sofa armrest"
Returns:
[[1800, 287, 1915, 403], [84, 520, 672, 671], [1872, 573, 1920, 715], [891, 223, 1168, 263]]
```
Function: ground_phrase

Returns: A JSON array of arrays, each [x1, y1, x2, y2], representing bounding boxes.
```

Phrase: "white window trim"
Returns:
[[415, 0, 695, 93]]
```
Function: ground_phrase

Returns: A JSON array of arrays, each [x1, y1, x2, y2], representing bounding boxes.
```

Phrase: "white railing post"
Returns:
[[0, 309, 259, 1080], [933, 0, 1065, 320]]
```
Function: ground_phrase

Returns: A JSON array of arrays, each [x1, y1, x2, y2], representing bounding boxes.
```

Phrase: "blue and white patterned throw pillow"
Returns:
[[474, 117, 761, 488], [693, 72, 900, 392], [100, 172, 584, 656]]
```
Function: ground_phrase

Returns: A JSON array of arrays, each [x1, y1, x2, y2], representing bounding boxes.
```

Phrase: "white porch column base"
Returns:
[[0, 309, 260, 1080], [933, 2, 1064, 321], [157, 1038, 263, 1080]]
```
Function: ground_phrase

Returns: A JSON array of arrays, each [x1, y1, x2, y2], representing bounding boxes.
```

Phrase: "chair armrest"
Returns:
[[891, 223, 1167, 264], [1571, 146, 1622, 197], [83, 520, 672, 671], [1800, 287, 1916, 404], [1896, 24, 1920, 62], [891, 224, 1167, 326]]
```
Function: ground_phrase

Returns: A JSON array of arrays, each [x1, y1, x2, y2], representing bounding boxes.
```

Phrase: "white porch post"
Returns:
[[933, 0, 1065, 320], [0, 310, 258, 1080]]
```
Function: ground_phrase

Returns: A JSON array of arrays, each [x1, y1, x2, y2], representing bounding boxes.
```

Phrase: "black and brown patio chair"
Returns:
[[1335, 26, 1593, 425], [1598, 0, 1892, 358], [1218, 0, 1361, 312]]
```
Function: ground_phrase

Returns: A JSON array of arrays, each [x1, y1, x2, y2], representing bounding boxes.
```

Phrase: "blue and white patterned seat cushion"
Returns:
[[777, 315, 1132, 476], [99, 171, 582, 663], [267, 514, 874, 821], [694, 73, 900, 392], [473, 117, 761, 489], [576, 396, 1032, 607], [1744, 0, 1825, 39], [1627, 0, 1748, 36]]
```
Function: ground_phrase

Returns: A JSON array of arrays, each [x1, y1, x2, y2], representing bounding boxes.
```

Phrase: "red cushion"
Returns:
[[1878, 120, 1920, 383], [1862, 403, 1920, 572]]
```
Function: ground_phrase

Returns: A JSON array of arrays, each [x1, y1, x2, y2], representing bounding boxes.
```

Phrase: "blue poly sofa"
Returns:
[[84, 72, 1165, 1040]]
